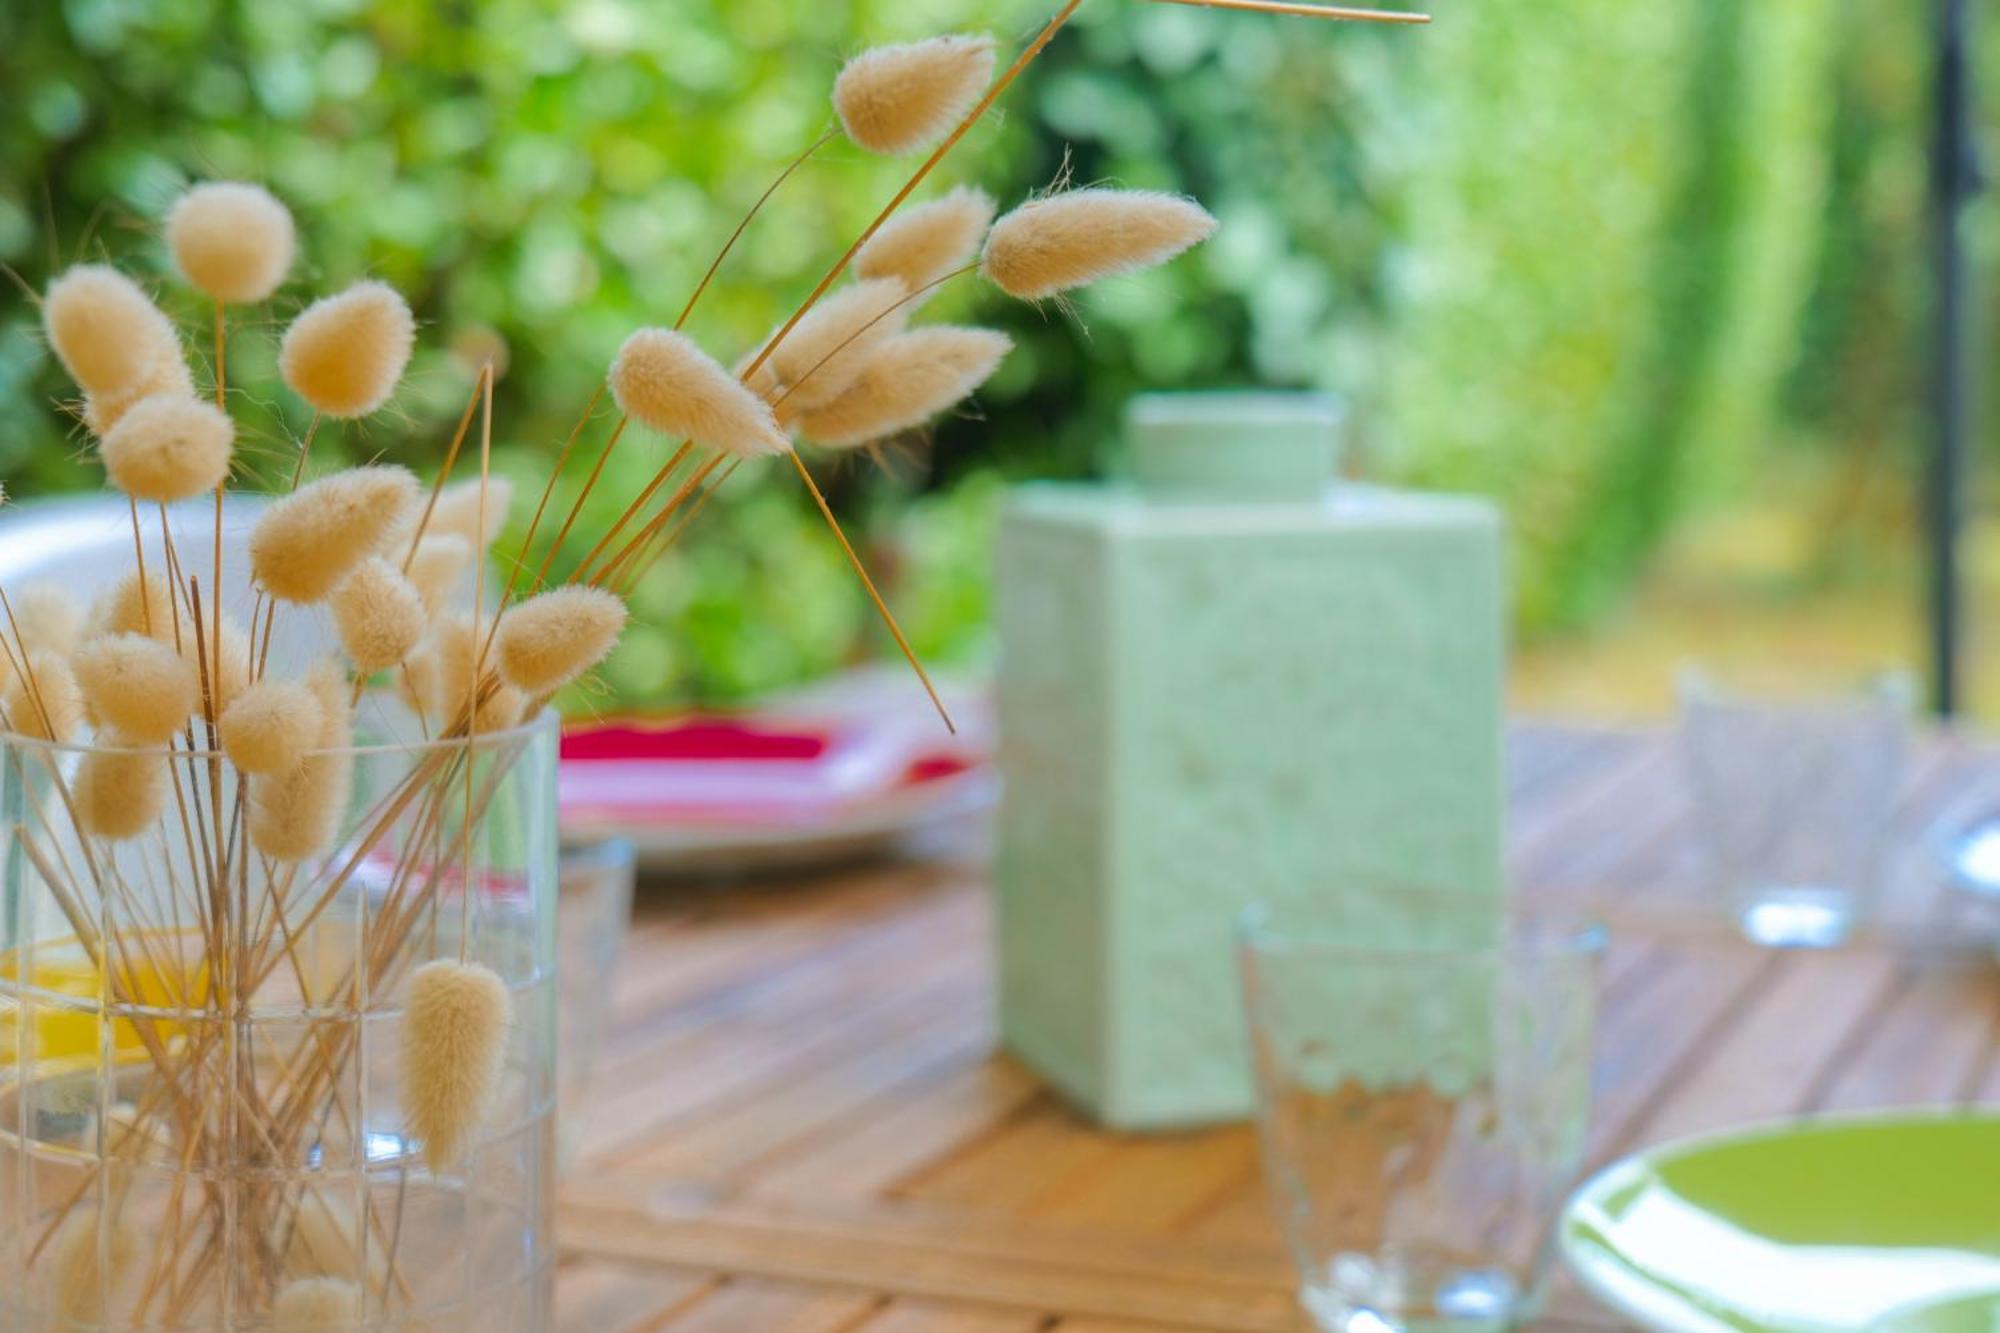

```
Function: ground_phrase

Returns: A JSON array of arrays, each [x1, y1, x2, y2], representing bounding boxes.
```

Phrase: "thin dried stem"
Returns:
[[789, 451, 953, 732], [675, 128, 839, 332], [611, 459, 738, 597], [500, 382, 604, 609], [526, 417, 628, 594], [399, 362, 492, 574], [285, 412, 322, 492], [566, 442, 692, 586], [1141, 0, 1428, 18], [585, 454, 722, 590]]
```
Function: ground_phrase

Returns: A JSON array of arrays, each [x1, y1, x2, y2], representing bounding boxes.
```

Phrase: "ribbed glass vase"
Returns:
[[0, 706, 559, 1331]]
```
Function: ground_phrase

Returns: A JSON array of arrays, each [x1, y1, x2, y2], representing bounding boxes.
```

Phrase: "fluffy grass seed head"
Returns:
[[407, 533, 471, 616], [430, 615, 523, 733], [834, 34, 996, 155], [744, 278, 911, 415], [980, 188, 1218, 302], [43, 265, 180, 398], [251, 465, 419, 603], [271, 1276, 361, 1332], [611, 328, 789, 458], [73, 633, 198, 744], [50, 1203, 139, 1326], [220, 679, 324, 775], [278, 280, 415, 419], [796, 326, 1012, 449], [398, 642, 439, 721], [248, 662, 353, 862], [854, 185, 995, 296], [90, 570, 175, 643], [101, 394, 234, 503], [74, 745, 168, 840], [4, 651, 83, 743], [331, 556, 427, 672], [82, 351, 195, 439], [403, 958, 511, 1171], [495, 585, 628, 697], [14, 580, 81, 657], [424, 476, 514, 550], [165, 182, 296, 304]]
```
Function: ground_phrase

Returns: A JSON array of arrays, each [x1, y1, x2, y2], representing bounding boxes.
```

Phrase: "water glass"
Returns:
[[1679, 671, 1909, 947], [1238, 899, 1604, 1333]]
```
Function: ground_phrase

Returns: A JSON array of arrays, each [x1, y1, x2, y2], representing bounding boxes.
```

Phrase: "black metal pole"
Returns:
[[1927, 0, 1976, 717]]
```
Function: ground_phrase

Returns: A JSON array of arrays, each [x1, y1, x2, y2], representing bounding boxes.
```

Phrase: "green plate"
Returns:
[[1561, 1111, 2000, 1332]]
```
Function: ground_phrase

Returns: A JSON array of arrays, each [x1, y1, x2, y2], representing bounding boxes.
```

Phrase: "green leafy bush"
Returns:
[[0, 0, 1974, 708]]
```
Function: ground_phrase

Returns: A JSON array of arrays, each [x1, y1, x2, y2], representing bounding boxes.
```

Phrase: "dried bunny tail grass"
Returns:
[[83, 352, 195, 439], [403, 958, 511, 1171], [424, 476, 515, 550], [74, 744, 168, 840], [271, 1276, 361, 1332], [252, 465, 420, 603], [50, 1203, 139, 1326], [14, 580, 81, 656], [407, 533, 471, 616], [835, 34, 997, 155], [495, 585, 628, 697], [220, 679, 324, 775], [188, 596, 252, 712], [4, 652, 83, 743], [165, 181, 295, 304], [43, 264, 179, 397], [248, 662, 353, 861], [90, 570, 175, 643], [980, 188, 1217, 301], [610, 328, 789, 459], [430, 616, 523, 733], [100, 394, 234, 503], [331, 556, 426, 672], [72, 633, 198, 744], [399, 643, 439, 721], [742, 277, 912, 413], [853, 185, 996, 296], [796, 326, 1012, 449], [278, 280, 415, 419]]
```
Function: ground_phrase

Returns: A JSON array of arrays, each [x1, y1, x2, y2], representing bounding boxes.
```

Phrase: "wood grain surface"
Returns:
[[556, 724, 2000, 1330]]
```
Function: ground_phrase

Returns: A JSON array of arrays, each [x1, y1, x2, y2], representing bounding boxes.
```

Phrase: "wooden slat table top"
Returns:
[[555, 723, 2000, 1331]]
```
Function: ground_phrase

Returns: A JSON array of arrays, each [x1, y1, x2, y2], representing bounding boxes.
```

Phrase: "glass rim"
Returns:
[[1237, 898, 1607, 963], [1676, 664, 1916, 710], [0, 700, 559, 761]]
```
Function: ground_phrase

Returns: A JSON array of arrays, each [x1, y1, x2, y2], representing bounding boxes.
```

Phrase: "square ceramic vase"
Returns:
[[992, 392, 1507, 1129]]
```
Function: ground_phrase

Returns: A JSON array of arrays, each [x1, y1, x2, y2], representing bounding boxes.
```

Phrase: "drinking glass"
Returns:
[[1238, 898, 1604, 1332], [1679, 670, 1910, 948]]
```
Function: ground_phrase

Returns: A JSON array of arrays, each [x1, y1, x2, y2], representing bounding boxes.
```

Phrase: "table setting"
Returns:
[[0, 0, 1995, 1330]]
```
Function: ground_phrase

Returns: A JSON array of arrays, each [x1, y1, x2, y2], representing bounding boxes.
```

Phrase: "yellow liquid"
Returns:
[[0, 934, 208, 1069]]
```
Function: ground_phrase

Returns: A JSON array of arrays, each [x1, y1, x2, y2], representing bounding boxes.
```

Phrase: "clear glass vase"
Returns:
[[0, 706, 559, 1331]]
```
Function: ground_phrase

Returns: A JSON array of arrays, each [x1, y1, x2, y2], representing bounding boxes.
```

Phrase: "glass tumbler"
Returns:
[[1679, 670, 1910, 948], [1238, 900, 1604, 1333]]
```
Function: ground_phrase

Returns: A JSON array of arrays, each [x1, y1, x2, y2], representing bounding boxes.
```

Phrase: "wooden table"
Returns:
[[555, 724, 2000, 1331]]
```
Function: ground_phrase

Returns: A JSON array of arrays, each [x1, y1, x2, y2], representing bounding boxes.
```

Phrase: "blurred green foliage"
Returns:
[[0, 0, 1978, 707]]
